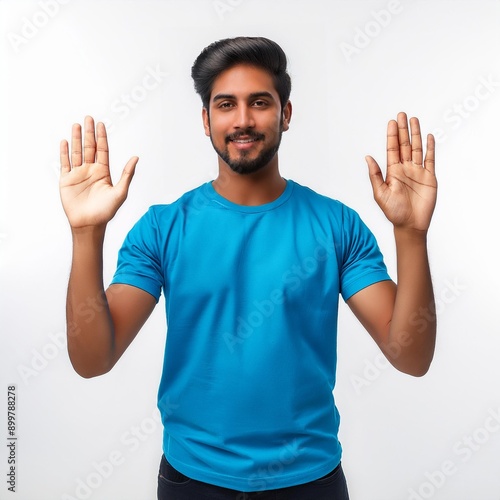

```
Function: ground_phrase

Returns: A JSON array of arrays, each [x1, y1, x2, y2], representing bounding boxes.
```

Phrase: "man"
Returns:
[[59, 37, 437, 500]]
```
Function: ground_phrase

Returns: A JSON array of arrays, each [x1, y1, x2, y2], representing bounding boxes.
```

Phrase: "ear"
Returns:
[[281, 100, 292, 132], [202, 107, 210, 137]]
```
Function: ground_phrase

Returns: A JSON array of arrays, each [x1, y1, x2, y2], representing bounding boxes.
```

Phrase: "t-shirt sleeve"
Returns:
[[110, 207, 164, 302], [339, 205, 391, 301]]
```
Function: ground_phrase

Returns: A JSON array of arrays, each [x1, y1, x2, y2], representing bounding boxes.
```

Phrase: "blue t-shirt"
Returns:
[[111, 180, 390, 491]]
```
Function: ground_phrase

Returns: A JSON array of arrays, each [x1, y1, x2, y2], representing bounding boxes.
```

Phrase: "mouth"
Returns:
[[228, 135, 262, 151], [231, 138, 259, 144], [227, 133, 264, 151]]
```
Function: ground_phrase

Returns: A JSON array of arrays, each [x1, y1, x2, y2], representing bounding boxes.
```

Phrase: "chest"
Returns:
[[163, 208, 341, 309]]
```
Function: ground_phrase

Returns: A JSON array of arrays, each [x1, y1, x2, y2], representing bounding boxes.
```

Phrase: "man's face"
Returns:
[[203, 64, 291, 175]]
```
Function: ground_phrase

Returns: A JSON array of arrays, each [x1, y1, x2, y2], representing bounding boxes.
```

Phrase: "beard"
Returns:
[[210, 125, 284, 175]]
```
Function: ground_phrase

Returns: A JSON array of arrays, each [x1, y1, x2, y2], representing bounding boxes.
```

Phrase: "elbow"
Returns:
[[383, 329, 436, 377], [394, 353, 434, 378], [72, 363, 111, 379], [75, 368, 109, 379], [403, 364, 431, 378], [68, 351, 114, 379]]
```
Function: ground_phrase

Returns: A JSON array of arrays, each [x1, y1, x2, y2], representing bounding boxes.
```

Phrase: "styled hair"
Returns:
[[191, 36, 292, 111]]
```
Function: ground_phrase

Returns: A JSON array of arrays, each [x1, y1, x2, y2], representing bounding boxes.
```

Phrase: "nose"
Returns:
[[234, 104, 255, 129]]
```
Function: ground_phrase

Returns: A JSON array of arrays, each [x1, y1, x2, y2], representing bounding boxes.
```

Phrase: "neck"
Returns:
[[212, 157, 286, 206]]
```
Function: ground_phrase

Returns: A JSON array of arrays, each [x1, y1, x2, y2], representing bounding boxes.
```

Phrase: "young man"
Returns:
[[59, 37, 437, 500]]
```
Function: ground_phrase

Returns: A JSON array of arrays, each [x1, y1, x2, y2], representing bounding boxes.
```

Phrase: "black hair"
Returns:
[[191, 36, 292, 111]]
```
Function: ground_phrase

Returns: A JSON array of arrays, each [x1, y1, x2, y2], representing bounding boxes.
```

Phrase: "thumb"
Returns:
[[115, 156, 138, 199], [365, 155, 385, 195]]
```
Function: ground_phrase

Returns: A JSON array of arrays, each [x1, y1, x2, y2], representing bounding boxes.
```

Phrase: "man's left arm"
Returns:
[[347, 112, 437, 377]]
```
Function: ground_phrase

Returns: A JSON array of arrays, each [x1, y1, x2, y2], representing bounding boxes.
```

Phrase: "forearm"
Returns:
[[66, 226, 115, 378], [387, 227, 436, 376]]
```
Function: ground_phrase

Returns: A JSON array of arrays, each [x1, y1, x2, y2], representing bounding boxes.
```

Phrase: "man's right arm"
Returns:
[[60, 116, 154, 378], [66, 227, 156, 378]]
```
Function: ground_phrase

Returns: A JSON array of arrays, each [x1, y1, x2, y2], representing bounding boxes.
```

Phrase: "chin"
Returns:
[[231, 165, 267, 175]]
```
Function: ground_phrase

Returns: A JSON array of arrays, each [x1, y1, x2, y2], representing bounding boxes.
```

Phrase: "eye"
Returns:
[[252, 100, 268, 107], [218, 102, 234, 109]]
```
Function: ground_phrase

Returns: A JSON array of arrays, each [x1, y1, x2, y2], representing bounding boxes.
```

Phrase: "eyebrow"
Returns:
[[212, 91, 275, 103]]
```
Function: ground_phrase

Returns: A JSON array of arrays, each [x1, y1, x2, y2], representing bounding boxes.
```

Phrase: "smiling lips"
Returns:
[[231, 137, 260, 150], [233, 138, 257, 143], [227, 133, 264, 151]]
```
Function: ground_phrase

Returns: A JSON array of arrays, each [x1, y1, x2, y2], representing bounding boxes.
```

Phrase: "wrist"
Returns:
[[393, 226, 429, 249], [71, 224, 107, 246], [394, 225, 428, 240]]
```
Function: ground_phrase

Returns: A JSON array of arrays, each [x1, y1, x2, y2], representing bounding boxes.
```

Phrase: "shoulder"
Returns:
[[288, 181, 376, 246], [143, 183, 210, 220], [288, 180, 358, 219]]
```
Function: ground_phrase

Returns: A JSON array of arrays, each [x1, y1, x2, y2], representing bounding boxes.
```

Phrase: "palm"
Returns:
[[366, 113, 437, 231], [59, 117, 138, 229]]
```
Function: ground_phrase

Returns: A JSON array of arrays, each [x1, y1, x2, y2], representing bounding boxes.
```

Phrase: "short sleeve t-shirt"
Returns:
[[111, 180, 391, 491]]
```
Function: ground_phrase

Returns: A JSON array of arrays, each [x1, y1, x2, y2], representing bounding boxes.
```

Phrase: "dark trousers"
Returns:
[[158, 455, 350, 500]]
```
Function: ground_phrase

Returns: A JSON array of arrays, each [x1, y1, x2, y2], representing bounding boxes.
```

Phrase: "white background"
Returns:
[[1, 0, 499, 499]]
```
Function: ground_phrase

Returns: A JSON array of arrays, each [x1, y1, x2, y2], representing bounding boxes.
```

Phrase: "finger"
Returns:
[[386, 120, 400, 167], [397, 112, 411, 163], [60, 140, 71, 174], [95, 122, 109, 167], [410, 117, 423, 166], [71, 123, 82, 167], [365, 155, 386, 196], [424, 134, 436, 175], [115, 156, 139, 200], [84, 116, 96, 164]]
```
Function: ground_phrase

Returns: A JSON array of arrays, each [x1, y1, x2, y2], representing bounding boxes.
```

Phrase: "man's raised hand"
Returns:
[[59, 116, 138, 229], [365, 112, 437, 232]]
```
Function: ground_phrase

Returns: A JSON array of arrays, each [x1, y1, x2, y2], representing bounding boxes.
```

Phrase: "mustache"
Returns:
[[225, 130, 265, 143]]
